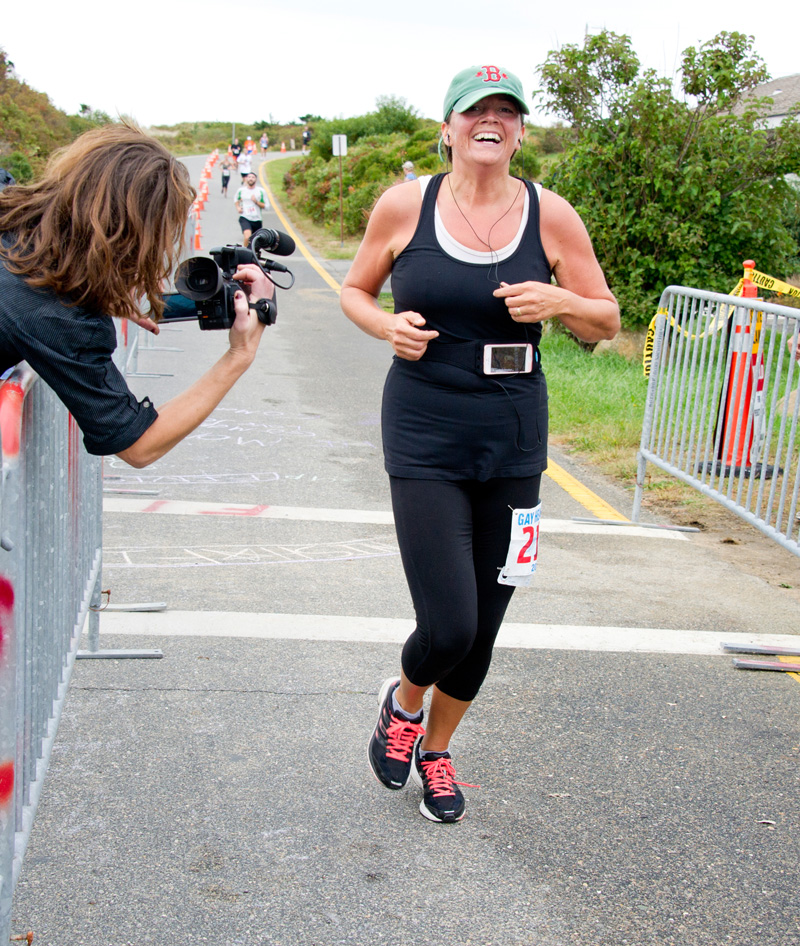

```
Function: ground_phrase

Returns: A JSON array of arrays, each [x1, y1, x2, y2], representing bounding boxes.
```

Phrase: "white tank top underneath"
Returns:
[[418, 174, 542, 264]]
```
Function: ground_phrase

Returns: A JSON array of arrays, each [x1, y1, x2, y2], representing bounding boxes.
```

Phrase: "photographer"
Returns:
[[0, 122, 275, 469]]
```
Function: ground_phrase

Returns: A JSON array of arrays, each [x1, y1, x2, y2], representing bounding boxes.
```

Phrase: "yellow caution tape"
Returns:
[[748, 270, 800, 299], [642, 307, 729, 377], [642, 308, 667, 378], [642, 268, 799, 377]]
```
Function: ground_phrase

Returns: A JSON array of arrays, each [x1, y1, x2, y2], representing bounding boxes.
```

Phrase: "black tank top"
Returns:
[[382, 173, 552, 481], [392, 173, 552, 340]]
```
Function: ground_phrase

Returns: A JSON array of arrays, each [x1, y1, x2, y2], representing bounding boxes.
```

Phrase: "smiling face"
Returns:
[[442, 94, 524, 167]]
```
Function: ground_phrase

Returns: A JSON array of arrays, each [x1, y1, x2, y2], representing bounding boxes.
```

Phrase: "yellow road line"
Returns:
[[779, 655, 800, 684], [259, 167, 341, 294], [259, 163, 628, 524], [545, 459, 628, 521]]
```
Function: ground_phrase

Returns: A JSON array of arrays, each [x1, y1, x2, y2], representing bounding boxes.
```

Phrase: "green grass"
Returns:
[[262, 156, 362, 260], [538, 329, 718, 512], [261, 156, 293, 203], [540, 328, 648, 479]]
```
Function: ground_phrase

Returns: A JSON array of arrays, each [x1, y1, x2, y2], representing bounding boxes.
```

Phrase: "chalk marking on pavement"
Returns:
[[259, 169, 341, 293], [93, 610, 800, 657], [103, 537, 399, 569], [104, 497, 393, 524], [102, 496, 685, 539]]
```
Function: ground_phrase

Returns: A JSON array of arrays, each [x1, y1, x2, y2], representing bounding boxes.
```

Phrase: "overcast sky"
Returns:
[[4, 0, 797, 128]]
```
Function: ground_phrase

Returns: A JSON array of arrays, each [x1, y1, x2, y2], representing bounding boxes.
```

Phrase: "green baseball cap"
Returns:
[[443, 65, 529, 120]]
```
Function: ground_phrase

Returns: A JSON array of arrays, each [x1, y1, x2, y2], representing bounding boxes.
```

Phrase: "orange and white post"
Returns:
[[718, 260, 766, 470]]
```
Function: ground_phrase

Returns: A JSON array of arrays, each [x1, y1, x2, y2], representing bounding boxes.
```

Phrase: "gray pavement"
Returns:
[[10, 154, 800, 945]]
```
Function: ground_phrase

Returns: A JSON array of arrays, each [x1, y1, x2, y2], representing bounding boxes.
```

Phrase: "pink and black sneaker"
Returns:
[[411, 742, 470, 823], [368, 678, 425, 790]]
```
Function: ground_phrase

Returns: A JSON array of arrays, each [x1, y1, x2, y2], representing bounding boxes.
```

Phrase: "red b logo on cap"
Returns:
[[477, 66, 507, 83]]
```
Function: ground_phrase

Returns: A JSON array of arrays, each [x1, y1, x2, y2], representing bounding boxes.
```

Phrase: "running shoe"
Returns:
[[412, 742, 467, 823], [368, 677, 425, 790]]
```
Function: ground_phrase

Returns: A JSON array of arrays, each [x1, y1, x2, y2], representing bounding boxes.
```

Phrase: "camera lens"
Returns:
[[175, 257, 223, 301], [188, 272, 212, 291]]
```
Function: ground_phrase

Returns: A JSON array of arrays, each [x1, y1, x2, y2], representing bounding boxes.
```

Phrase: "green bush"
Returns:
[[1, 150, 32, 182], [0, 47, 97, 176], [538, 30, 800, 328], [284, 131, 433, 237], [309, 96, 424, 161]]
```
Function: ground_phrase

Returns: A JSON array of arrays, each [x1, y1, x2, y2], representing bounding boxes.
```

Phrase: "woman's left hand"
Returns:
[[493, 280, 566, 325], [232, 263, 276, 302], [129, 312, 160, 335]]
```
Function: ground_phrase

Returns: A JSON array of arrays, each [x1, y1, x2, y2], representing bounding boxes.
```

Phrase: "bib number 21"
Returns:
[[498, 502, 541, 587]]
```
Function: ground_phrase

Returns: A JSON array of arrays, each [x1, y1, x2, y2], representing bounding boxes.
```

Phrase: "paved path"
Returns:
[[10, 152, 800, 946]]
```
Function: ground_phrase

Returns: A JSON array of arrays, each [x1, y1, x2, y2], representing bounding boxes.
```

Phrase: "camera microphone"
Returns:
[[258, 258, 291, 274], [251, 228, 296, 257]]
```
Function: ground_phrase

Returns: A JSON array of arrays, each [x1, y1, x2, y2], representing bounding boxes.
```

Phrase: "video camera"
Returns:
[[162, 228, 296, 331]]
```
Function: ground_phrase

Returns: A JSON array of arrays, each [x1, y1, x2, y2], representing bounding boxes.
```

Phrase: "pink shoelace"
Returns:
[[419, 755, 480, 796], [384, 717, 425, 762]]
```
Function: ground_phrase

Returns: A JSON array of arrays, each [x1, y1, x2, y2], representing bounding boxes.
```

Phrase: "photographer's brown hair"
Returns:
[[0, 121, 196, 322]]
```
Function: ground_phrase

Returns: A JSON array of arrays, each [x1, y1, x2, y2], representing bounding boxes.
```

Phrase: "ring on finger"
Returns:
[[515, 307, 522, 317]]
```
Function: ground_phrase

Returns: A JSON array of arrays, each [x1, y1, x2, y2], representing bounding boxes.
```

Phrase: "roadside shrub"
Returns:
[[0, 150, 32, 182]]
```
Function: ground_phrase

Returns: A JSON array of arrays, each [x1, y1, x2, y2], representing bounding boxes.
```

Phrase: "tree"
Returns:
[[78, 103, 113, 125], [536, 31, 800, 327]]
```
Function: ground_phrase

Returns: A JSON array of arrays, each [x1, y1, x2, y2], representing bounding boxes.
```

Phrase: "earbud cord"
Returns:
[[446, 172, 523, 286]]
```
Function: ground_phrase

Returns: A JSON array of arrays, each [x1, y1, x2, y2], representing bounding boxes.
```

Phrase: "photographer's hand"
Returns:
[[128, 311, 160, 335], [228, 263, 274, 359], [232, 263, 275, 302], [115, 264, 273, 469]]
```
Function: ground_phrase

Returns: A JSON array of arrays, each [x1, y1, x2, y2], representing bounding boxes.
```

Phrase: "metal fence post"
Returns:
[[0, 364, 164, 938], [633, 286, 800, 557]]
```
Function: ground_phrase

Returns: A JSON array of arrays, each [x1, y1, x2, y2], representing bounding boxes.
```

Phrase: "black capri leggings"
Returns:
[[389, 474, 542, 702]]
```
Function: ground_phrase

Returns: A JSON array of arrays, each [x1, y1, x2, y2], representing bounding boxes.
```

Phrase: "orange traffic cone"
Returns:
[[717, 260, 765, 471], [194, 222, 203, 250], [280, 141, 286, 153]]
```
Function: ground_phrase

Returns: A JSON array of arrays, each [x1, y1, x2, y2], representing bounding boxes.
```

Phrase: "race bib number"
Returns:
[[240, 187, 262, 218], [498, 502, 541, 587]]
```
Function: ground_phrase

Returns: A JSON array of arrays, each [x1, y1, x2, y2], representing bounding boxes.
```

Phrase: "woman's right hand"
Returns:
[[227, 263, 275, 362], [387, 311, 439, 360]]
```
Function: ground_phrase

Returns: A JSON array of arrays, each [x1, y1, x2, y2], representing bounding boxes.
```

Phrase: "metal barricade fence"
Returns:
[[633, 286, 800, 557], [0, 366, 103, 942]]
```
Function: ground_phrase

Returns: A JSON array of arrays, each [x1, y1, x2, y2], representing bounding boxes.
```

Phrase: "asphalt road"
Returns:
[[10, 152, 800, 946]]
